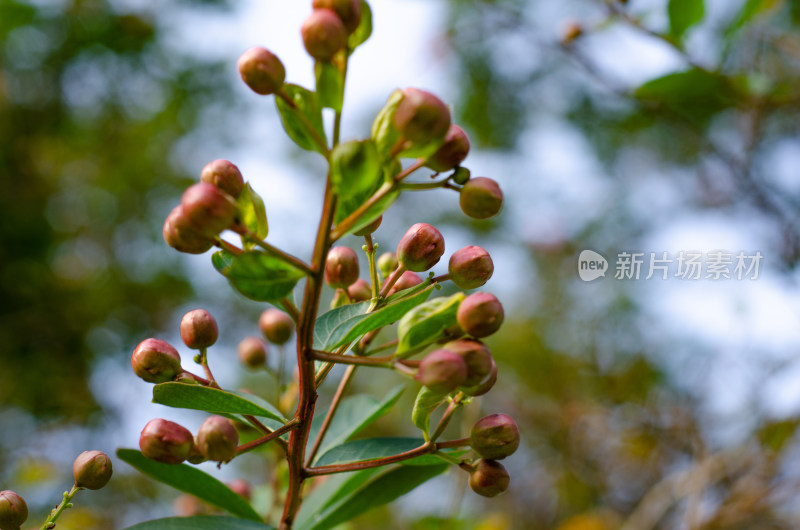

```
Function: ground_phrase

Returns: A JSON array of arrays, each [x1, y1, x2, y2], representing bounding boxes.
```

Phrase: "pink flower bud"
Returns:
[[460, 359, 497, 396], [397, 223, 445, 272], [139, 419, 195, 464], [237, 336, 267, 369], [180, 182, 237, 237], [228, 479, 252, 501], [131, 338, 182, 384], [163, 205, 214, 254], [258, 309, 295, 345], [442, 339, 493, 387], [237, 47, 286, 96], [388, 271, 423, 295], [459, 177, 503, 219], [325, 246, 360, 288], [425, 125, 470, 172], [196, 416, 239, 463], [0, 490, 27, 530], [394, 88, 451, 147], [468, 459, 510, 497], [416, 349, 468, 394], [347, 278, 372, 302], [201, 159, 245, 198], [449, 246, 494, 290], [180, 309, 219, 350], [73, 450, 113, 490], [301, 9, 347, 61], [312, 0, 362, 33], [457, 292, 504, 338], [470, 414, 520, 460]]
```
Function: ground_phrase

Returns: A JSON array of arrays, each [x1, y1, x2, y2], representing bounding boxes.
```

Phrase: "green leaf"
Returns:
[[236, 183, 268, 244], [330, 140, 381, 200], [117, 449, 262, 522], [295, 468, 383, 530], [725, 0, 781, 36], [217, 251, 306, 302], [314, 61, 344, 111], [371, 89, 404, 160], [308, 385, 405, 462], [296, 464, 448, 530], [333, 180, 399, 236], [668, 0, 704, 39], [313, 301, 370, 350], [634, 68, 737, 125], [125, 516, 273, 530], [396, 293, 465, 356], [314, 282, 434, 350], [411, 386, 447, 438], [347, 0, 372, 52], [211, 249, 236, 274], [275, 84, 327, 154], [315, 437, 467, 467], [152, 382, 286, 423]]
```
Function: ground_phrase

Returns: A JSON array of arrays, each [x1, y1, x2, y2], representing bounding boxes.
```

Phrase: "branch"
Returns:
[[236, 419, 299, 455]]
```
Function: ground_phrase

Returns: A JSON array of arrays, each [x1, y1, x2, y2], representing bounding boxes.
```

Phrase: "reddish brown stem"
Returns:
[[430, 394, 464, 442], [215, 238, 243, 255], [277, 89, 330, 157], [311, 350, 394, 367], [236, 419, 299, 454], [305, 365, 356, 466], [377, 264, 407, 299]]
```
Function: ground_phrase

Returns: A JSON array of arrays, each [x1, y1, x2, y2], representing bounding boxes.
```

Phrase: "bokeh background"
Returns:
[[3, 0, 800, 528]]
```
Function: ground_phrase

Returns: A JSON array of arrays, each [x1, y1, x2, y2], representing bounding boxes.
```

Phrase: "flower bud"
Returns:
[[457, 292, 504, 338], [180, 309, 219, 350], [237, 336, 267, 369], [394, 88, 451, 147], [259, 308, 295, 344], [73, 450, 113, 490], [325, 246, 360, 288], [459, 177, 502, 220], [561, 21, 584, 45], [139, 419, 195, 464], [389, 271, 423, 295], [163, 205, 214, 254], [442, 339, 493, 387], [0, 490, 27, 530], [347, 278, 372, 302], [131, 338, 182, 384], [460, 359, 497, 396], [180, 182, 237, 237], [228, 479, 252, 501], [451, 166, 471, 185], [201, 159, 245, 199], [173, 494, 207, 517], [449, 246, 494, 290], [237, 47, 286, 96], [353, 215, 382, 236], [397, 223, 445, 272], [301, 9, 347, 61], [416, 349, 468, 394], [196, 416, 239, 463], [470, 414, 520, 460], [187, 444, 207, 465], [377, 252, 399, 278], [468, 459, 509, 497], [312, 0, 362, 33], [425, 125, 470, 172]]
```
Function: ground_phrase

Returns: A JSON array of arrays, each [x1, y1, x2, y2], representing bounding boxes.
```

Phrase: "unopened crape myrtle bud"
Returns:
[[131, 338, 182, 383], [426, 124, 470, 172], [451, 166, 471, 185], [394, 87, 451, 147], [449, 246, 493, 290], [397, 223, 445, 272], [196, 416, 239, 463], [470, 414, 520, 460], [460, 359, 497, 396], [325, 246, 360, 288], [313, 0, 362, 33], [377, 252, 399, 278], [389, 271, 423, 295], [73, 450, 113, 490], [459, 177, 503, 220], [238, 47, 286, 96], [140, 419, 195, 465], [0, 490, 27, 530], [443, 339, 493, 387], [180, 182, 237, 237], [457, 292, 504, 338], [416, 349, 468, 394], [301, 8, 347, 61], [238, 336, 267, 369], [228, 479, 252, 501], [259, 308, 295, 344], [201, 159, 245, 198], [180, 309, 219, 350], [468, 459, 510, 497], [163, 205, 214, 254], [347, 278, 372, 302]]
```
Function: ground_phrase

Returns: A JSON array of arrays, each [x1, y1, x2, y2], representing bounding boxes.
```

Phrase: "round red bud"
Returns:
[[394, 88, 451, 146], [468, 459, 510, 497], [131, 338, 182, 384], [397, 223, 445, 272], [173, 494, 207, 517], [347, 278, 372, 302], [73, 450, 113, 490], [470, 414, 520, 460], [228, 479, 252, 501], [237, 47, 286, 96], [237, 336, 267, 369], [459, 177, 503, 220], [389, 271, 423, 295], [139, 419, 195, 465], [312, 0, 362, 33], [196, 416, 239, 463], [163, 205, 214, 254], [201, 159, 245, 199], [416, 349, 468, 394], [460, 359, 497, 396], [301, 9, 347, 61], [259, 308, 295, 344], [180, 309, 219, 350], [425, 124, 470, 172], [0, 490, 27, 530], [180, 182, 237, 237], [443, 339, 493, 387], [325, 246, 360, 289], [449, 246, 494, 290], [457, 292, 504, 338]]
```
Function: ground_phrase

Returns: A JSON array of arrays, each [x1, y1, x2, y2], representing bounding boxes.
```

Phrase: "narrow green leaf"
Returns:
[[315, 437, 467, 467], [295, 468, 383, 530], [236, 183, 268, 244], [217, 251, 306, 302], [152, 382, 286, 422], [330, 140, 381, 200], [668, 0, 704, 39], [347, 0, 372, 52], [116, 449, 262, 522], [125, 516, 273, 530], [634, 68, 736, 124], [211, 249, 236, 274], [314, 61, 344, 111], [313, 301, 370, 350], [275, 84, 327, 154], [411, 386, 447, 438], [396, 293, 465, 356]]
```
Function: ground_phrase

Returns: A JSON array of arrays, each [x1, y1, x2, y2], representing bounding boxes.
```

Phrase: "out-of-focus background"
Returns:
[[3, 0, 800, 528]]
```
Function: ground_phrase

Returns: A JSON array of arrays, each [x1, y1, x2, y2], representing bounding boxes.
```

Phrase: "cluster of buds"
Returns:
[[465, 415, 519, 497], [139, 416, 239, 465], [238, 308, 296, 369]]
